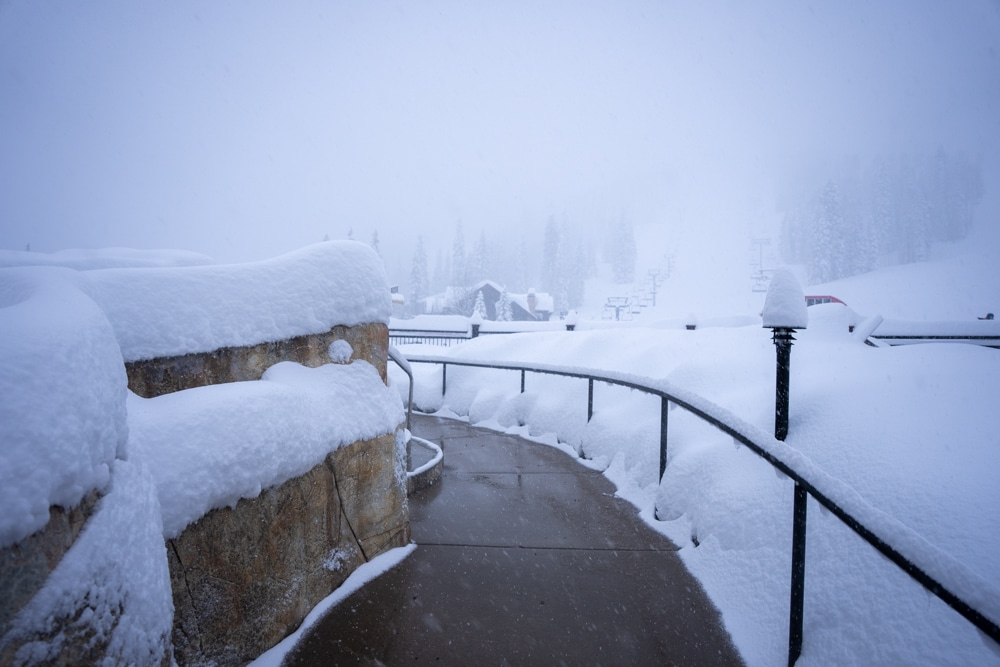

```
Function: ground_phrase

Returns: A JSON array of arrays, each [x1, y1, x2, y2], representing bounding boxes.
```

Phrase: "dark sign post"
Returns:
[[762, 271, 808, 666]]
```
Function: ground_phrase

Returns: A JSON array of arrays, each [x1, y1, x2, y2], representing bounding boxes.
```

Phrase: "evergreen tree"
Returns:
[[469, 231, 491, 283], [542, 216, 560, 295], [369, 230, 381, 257], [451, 221, 467, 287], [809, 181, 839, 283], [566, 236, 588, 308], [870, 159, 894, 263], [495, 287, 513, 322], [431, 249, 449, 294], [409, 236, 429, 316], [514, 237, 531, 293], [472, 290, 488, 320], [608, 215, 637, 284]]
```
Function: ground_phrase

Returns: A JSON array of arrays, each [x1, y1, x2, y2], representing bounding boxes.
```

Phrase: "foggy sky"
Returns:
[[2, 0, 998, 284]]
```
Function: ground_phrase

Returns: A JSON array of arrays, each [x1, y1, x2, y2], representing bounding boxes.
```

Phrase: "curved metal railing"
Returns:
[[401, 353, 1000, 666]]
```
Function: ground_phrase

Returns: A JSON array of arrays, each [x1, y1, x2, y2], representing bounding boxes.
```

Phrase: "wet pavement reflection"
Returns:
[[284, 413, 744, 666]]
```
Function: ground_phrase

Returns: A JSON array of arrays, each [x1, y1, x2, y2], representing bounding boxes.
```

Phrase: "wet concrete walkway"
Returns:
[[284, 413, 744, 666]]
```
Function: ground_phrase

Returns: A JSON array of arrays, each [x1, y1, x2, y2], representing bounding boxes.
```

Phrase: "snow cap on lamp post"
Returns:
[[565, 310, 578, 331], [762, 270, 808, 330], [763, 269, 806, 442], [469, 310, 482, 338]]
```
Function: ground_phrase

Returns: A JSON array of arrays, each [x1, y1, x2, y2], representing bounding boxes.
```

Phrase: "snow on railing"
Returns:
[[403, 353, 1000, 666]]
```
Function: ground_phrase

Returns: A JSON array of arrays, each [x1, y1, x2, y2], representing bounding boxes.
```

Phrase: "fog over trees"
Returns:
[[779, 150, 984, 284], [1, 2, 997, 316]]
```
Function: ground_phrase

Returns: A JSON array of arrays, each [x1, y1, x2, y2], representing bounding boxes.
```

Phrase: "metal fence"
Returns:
[[402, 353, 1000, 666]]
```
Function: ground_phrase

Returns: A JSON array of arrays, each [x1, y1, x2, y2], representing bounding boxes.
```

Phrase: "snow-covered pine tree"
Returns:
[[473, 290, 488, 320], [469, 231, 491, 284], [608, 215, 637, 284], [431, 249, 449, 294], [495, 287, 513, 322], [808, 180, 839, 283], [452, 221, 467, 288], [409, 236, 429, 316], [542, 216, 560, 295]]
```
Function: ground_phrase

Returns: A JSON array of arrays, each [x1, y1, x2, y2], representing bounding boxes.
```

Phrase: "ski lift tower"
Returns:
[[751, 237, 772, 293]]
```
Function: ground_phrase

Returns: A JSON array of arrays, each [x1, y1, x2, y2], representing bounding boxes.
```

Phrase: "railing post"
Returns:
[[442, 363, 447, 396], [587, 378, 594, 421], [789, 483, 807, 666], [659, 396, 669, 481], [772, 327, 806, 665], [521, 369, 525, 394]]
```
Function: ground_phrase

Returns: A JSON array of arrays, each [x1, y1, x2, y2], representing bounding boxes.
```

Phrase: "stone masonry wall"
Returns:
[[0, 492, 102, 667], [126, 322, 389, 398], [168, 431, 409, 667], [2, 320, 406, 666]]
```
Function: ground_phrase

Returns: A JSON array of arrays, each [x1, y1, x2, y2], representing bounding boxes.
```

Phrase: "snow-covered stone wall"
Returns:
[[0, 242, 407, 666]]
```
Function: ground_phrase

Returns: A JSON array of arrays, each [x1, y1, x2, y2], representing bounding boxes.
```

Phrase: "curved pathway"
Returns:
[[285, 413, 743, 666]]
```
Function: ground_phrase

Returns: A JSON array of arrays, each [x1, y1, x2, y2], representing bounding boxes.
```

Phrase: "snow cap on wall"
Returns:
[[0, 269, 128, 549], [762, 269, 808, 329], [80, 241, 391, 362], [0, 247, 214, 270]]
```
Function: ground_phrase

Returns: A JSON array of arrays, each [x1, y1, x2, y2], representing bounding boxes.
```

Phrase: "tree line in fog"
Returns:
[[403, 216, 638, 316], [779, 149, 983, 284]]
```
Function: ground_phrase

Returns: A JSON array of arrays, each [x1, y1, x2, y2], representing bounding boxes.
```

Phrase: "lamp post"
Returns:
[[565, 310, 578, 331], [762, 270, 808, 667]]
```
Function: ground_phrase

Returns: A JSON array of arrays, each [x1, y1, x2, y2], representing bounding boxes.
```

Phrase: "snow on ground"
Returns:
[[0, 241, 403, 663], [4, 229, 998, 664], [389, 242, 1000, 665]]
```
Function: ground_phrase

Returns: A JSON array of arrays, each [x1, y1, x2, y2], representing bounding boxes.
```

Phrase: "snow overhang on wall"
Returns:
[[77, 241, 392, 362]]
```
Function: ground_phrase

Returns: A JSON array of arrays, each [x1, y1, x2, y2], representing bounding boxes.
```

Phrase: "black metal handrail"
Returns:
[[402, 353, 1000, 665]]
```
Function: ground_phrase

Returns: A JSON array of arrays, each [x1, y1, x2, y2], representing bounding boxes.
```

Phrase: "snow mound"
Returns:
[[0, 247, 213, 270], [128, 359, 404, 538], [79, 241, 390, 361], [0, 269, 128, 549]]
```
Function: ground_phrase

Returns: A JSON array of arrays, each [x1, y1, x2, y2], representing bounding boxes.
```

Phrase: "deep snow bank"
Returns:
[[0, 269, 128, 549], [392, 315, 1000, 666]]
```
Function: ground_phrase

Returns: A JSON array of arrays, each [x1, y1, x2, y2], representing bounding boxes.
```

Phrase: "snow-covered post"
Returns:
[[762, 269, 808, 667], [763, 271, 807, 440], [470, 311, 482, 338], [565, 310, 578, 331]]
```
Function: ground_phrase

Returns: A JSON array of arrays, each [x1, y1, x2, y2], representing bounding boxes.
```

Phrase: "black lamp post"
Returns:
[[772, 327, 796, 440], [565, 310, 578, 331], [762, 270, 808, 667]]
